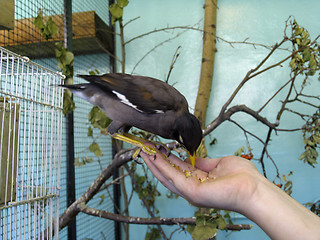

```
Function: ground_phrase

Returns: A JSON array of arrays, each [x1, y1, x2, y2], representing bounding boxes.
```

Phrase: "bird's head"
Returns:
[[174, 113, 203, 167]]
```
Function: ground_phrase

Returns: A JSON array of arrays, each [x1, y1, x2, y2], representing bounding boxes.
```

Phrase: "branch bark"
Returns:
[[194, 0, 217, 127], [77, 202, 252, 231], [58, 148, 135, 231]]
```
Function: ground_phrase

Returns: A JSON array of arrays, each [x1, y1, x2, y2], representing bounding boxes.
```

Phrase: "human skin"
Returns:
[[140, 148, 320, 240]]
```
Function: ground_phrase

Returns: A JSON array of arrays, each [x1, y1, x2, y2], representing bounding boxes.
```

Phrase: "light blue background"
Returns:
[[117, 0, 320, 239]]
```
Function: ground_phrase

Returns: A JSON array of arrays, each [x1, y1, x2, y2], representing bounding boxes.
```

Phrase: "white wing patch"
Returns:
[[112, 90, 165, 114], [112, 90, 143, 112]]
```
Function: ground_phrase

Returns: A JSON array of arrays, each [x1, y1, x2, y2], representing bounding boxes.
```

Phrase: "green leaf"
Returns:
[[99, 195, 105, 205], [88, 126, 93, 137], [84, 156, 94, 163], [145, 227, 161, 240], [63, 90, 76, 115], [302, 48, 311, 62], [117, 0, 129, 8], [109, 3, 123, 19], [234, 146, 245, 156], [189, 223, 218, 240], [88, 106, 112, 130], [294, 26, 304, 36], [47, 17, 58, 36], [64, 51, 74, 65], [34, 12, 45, 30], [89, 69, 100, 75], [312, 135, 320, 144], [74, 157, 82, 167], [89, 142, 103, 157]]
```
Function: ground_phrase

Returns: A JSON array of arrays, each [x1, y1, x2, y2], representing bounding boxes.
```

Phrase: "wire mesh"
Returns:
[[73, 54, 114, 240], [0, 0, 115, 238], [0, 46, 63, 240], [0, 0, 65, 71]]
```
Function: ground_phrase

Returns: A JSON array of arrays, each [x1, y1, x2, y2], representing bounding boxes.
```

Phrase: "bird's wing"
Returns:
[[77, 73, 188, 114]]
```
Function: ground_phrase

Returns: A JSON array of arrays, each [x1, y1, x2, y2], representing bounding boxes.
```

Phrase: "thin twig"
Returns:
[[166, 46, 181, 83]]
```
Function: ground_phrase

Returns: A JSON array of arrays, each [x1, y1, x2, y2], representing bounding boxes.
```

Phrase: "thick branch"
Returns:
[[77, 202, 252, 231], [204, 104, 276, 136], [58, 148, 135, 231], [194, 0, 217, 126]]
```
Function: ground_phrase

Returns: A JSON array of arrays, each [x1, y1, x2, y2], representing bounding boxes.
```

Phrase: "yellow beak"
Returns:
[[188, 151, 196, 168]]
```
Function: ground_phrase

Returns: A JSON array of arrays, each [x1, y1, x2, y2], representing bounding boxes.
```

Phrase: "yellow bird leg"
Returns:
[[110, 132, 157, 156], [132, 148, 141, 159]]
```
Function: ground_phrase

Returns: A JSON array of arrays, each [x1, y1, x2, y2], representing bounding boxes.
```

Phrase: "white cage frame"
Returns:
[[0, 46, 63, 240]]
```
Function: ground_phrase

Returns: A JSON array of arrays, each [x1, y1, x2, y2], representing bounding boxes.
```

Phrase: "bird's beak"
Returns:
[[188, 151, 196, 168]]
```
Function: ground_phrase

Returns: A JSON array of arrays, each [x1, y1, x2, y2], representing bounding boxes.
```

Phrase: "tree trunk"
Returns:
[[194, 0, 217, 127]]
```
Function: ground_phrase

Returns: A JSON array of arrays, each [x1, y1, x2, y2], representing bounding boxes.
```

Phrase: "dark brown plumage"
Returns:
[[61, 73, 203, 165]]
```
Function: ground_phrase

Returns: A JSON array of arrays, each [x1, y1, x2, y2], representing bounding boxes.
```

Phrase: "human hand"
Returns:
[[140, 145, 320, 240], [140, 146, 260, 213]]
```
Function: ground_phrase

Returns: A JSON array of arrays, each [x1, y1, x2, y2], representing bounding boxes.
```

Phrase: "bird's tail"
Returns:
[[56, 84, 87, 91]]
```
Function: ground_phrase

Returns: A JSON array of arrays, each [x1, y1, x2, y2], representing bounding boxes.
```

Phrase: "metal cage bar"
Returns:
[[0, 46, 63, 240]]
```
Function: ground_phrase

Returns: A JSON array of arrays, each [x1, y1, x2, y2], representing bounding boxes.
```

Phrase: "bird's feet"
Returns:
[[109, 132, 158, 155]]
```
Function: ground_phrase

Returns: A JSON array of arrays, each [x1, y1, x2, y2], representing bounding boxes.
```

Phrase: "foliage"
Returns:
[[145, 227, 161, 240], [300, 110, 320, 167], [109, 0, 129, 25], [34, 10, 75, 114], [89, 142, 103, 157], [74, 156, 94, 167], [88, 106, 112, 131], [305, 200, 320, 217], [187, 210, 227, 240], [34, 10, 58, 40], [134, 173, 160, 211]]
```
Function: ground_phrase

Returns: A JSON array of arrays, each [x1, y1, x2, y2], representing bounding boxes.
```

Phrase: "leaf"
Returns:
[[189, 223, 218, 240], [88, 126, 93, 137], [216, 215, 227, 230], [145, 227, 161, 240], [89, 142, 103, 157], [99, 195, 105, 205], [34, 12, 45, 30], [302, 48, 311, 62], [74, 157, 82, 166], [84, 156, 94, 163], [234, 146, 245, 156], [88, 106, 112, 130], [289, 59, 296, 70], [312, 135, 320, 144], [294, 26, 304, 36], [109, 3, 123, 19], [117, 0, 129, 8], [64, 51, 74, 65], [63, 90, 76, 115], [89, 69, 100, 75], [46, 16, 58, 36]]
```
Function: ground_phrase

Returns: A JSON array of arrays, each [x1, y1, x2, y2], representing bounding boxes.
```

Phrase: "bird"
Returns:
[[60, 73, 203, 167]]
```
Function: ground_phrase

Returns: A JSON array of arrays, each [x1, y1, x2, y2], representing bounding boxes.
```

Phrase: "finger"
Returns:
[[194, 157, 224, 172], [146, 152, 208, 198], [140, 151, 182, 195]]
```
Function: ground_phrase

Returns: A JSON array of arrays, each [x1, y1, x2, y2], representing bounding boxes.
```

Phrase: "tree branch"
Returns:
[[58, 148, 135, 231], [204, 104, 276, 136], [77, 202, 252, 231]]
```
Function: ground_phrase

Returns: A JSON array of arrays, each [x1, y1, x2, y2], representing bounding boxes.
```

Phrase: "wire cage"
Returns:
[[0, 0, 115, 238], [0, 46, 64, 239]]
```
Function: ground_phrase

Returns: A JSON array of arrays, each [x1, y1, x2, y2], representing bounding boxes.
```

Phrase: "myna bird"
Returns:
[[61, 73, 203, 167]]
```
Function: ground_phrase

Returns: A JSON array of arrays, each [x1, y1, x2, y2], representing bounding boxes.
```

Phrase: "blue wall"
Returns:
[[118, 0, 320, 239]]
